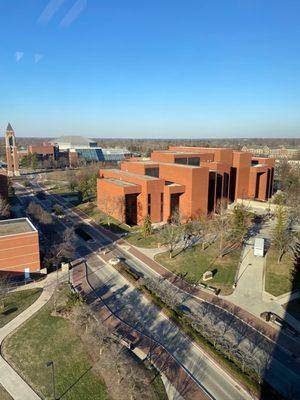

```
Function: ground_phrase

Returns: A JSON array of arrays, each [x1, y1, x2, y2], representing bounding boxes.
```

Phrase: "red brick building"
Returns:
[[28, 142, 58, 160], [0, 218, 40, 275], [97, 147, 275, 225]]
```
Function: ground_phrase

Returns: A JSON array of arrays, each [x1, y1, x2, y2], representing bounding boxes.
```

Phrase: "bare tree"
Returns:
[[160, 213, 182, 258], [0, 273, 10, 311], [26, 201, 53, 226], [0, 196, 10, 219]]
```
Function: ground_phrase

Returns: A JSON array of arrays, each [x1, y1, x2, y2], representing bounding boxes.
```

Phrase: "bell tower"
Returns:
[[5, 123, 20, 177]]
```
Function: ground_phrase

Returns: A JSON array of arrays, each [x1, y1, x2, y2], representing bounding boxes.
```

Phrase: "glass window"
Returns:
[[147, 194, 151, 216], [145, 167, 159, 177]]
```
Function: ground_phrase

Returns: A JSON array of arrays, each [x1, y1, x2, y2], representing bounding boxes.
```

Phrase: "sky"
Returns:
[[0, 0, 300, 138]]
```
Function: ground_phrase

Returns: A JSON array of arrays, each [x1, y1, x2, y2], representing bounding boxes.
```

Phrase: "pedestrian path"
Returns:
[[225, 243, 300, 333], [0, 277, 55, 400]]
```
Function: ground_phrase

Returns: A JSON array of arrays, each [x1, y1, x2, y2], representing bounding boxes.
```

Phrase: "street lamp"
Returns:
[[46, 360, 57, 400]]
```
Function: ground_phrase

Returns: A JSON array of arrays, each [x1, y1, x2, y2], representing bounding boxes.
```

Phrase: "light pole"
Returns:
[[46, 360, 57, 400]]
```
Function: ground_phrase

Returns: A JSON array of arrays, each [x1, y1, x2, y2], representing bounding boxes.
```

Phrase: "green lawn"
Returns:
[[155, 243, 241, 294], [0, 289, 42, 328], [265, 249, 299, 297], [126, 230, 162, 248], [76, 201, 135, 234], [48, 184, 70, 193], [43, 169, 70, 182], [4, 285, 110, 400]]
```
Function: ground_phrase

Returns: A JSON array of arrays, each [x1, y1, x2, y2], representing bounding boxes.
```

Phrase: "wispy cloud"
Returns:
[[38, 0, 66, 24], [34, 54, 44, 63], [15, 51, 24, 62], [60, 0, 87, 27]]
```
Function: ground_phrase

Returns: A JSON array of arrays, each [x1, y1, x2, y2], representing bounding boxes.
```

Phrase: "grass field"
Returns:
[[155, 243, 240, 294], [126, 230, 162, 248], [4, 285, 110, 400], [265, 249, 299, 297], [43, 169, 71, 182], [0, 289, 42, 328]]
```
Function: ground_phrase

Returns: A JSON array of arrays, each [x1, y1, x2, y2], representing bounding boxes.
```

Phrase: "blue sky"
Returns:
[[1, 0, 300, 138]]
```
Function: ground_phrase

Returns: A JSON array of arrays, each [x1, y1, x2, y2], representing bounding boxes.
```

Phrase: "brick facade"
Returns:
[[28, 142, 58, 160], [0, 218, 40, 274], [97, 146, 275, 226]]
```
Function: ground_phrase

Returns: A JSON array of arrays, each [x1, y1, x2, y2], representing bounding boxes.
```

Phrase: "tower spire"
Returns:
[[6, 123, 14, 132]]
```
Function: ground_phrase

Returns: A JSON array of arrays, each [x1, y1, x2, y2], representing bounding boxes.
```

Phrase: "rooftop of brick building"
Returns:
[[0, 218, 36, 237]]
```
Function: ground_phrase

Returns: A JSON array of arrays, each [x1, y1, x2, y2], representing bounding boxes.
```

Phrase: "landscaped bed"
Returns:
[[0, 288, 42, 328], [155, 243, 241, 295]]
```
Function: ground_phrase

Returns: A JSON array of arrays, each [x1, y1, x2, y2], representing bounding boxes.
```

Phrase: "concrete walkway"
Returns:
[[224, 240, 300, 332], [0, 277, 55, 400]]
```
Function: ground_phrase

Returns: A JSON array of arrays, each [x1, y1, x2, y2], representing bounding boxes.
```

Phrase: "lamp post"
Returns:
[[46, 360, 57, 400]]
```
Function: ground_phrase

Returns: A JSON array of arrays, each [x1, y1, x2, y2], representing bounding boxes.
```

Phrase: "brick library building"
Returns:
[[97, 147, 275, 226]]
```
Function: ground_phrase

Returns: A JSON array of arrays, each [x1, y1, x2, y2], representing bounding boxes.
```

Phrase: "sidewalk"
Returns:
[[0, 276, 55, 400]]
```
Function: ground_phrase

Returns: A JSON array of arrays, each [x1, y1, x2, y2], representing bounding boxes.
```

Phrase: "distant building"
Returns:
[[242, 145, 299, 159], [97, 146, 275, 226], [18, 147, 28, 158], [5, 123, 20, 176], [50, 135, 131, 166], [50, 135, 97, 150], [27, 142, 59, 161], [0, 218, 40, 275]]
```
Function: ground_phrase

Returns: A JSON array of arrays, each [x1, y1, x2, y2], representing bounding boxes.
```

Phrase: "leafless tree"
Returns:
[[26, 201, 53, 225], [160, 213, 183, 258], [0, 196, 10, 219], [0, 273, 10, 310]]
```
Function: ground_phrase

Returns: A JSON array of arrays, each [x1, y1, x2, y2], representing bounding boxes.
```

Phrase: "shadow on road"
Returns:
[[260, 246, 300, 399]]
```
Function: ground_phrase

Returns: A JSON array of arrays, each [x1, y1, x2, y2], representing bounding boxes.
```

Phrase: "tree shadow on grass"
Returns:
[[58, 366, 92, 399], [2, 307, 18, 316]]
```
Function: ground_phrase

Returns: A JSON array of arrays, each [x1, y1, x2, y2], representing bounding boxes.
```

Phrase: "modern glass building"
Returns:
[[50, 136, 131, 164]]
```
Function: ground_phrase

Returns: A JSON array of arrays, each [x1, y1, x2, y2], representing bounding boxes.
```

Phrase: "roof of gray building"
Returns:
[[51, 136, 97, 147]]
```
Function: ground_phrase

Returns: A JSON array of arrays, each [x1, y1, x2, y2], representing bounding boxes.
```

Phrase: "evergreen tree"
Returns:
[[271, 205, 291, 263], [142, 214, 152, 238]]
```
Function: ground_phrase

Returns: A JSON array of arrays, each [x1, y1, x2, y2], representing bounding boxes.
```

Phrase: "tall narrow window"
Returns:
[[160, 193, 164, 221], [147, 194, 151, 216]]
